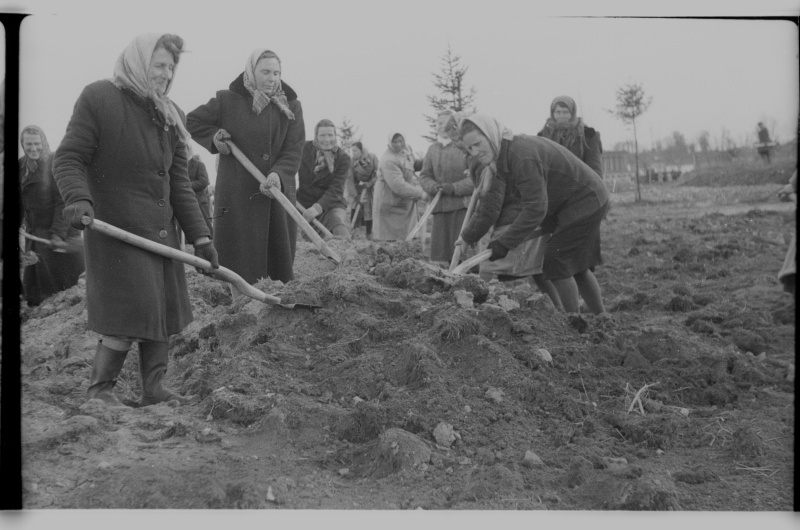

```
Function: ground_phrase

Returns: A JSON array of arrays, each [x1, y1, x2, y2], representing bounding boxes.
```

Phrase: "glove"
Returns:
[[213, 129, 232, 155], [441, 183, 455, 195], [487, 240, 509, 261], [50, 234, 67, 251], [193, 239, 219, 274], [63, 200, 94, 230], [303, 203, 323, 223], [430, 183, 442, 195], [259, 173, 281, 198]]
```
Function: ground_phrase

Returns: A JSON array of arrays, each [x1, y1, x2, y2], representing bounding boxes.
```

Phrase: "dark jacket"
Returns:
[[188, 157, 210, 206], [462, 135, 609, 250], [537, 125, 603, 177], [186, 74, 305, 284], [54, 80, 209, 341], [20, 155, 85, 305], [297, 141, 351, 211]]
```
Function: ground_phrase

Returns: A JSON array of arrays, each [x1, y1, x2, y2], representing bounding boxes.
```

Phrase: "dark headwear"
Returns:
[[353, 141, 363, 152]]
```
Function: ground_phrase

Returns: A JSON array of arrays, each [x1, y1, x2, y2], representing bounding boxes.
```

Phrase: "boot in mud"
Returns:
[[138, 341, 187, 406], [87, 341, 131, 408]]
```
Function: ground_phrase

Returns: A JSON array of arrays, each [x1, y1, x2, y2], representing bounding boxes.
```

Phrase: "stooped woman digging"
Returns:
[[455, 113, 610, 314]]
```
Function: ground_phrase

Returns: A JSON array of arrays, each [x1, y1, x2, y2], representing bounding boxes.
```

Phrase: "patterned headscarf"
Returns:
[[242, 48, 295, 120], [436, 109, 461, 145], [539, 95, 585, 151], [460, 113, 514, 195], [112, 33, 191, 143], [20, 125, 52, 177], [313, 119, 338, 174]]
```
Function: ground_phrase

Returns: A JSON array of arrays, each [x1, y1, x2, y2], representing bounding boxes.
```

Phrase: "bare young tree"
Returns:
[[607, 82, 652, 201], [338, 117, 362, 155], [423, 44, 477, 142]]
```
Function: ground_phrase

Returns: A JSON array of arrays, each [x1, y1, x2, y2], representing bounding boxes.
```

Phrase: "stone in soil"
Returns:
[[522, 450, 544, 468]]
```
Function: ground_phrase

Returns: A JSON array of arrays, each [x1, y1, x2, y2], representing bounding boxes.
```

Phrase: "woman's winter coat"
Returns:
[[186, 74, 305, 284], [373, 145, 425, 241], [54, 80, 210, 341], [297, 141, 351, 210]]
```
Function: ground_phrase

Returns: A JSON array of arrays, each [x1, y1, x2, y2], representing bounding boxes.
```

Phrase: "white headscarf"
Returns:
[[461, 113, 514, 195], [111, 33, 191, 143]]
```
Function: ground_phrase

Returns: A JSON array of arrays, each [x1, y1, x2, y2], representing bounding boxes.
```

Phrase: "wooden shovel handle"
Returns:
[[448, 187, 480, 271], [295, 202, 334, 239], [406, 190, 442, 242], [227, 141, 341, 263], [82, 216, 282, 305], [452, 249, 492, 275]]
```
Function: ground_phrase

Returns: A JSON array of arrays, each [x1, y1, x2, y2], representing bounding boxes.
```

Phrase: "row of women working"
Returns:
[[28, 31, 608, 408]]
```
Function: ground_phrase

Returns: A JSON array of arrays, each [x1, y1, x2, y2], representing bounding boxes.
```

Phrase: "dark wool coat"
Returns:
[[188, 157, 213, 234], [462, 135, 609, 250], [20, 156, 85, 305], [297, 141, 351, 211], [54, 80, 210, 342], [352, 151, 379, 220], [418, 141, 474, 213], [537, 125, 603, 177], [186, 74, 304, 284]]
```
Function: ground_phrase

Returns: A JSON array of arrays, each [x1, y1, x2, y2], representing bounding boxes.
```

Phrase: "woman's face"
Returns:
[[553, 105, 572, 124], [316, 126, 337, 150], [351, 146, 362, 159], [22, 133, 43, 160], [391, 135, 406, 153], [148, 47, 175, 96], [436, 114, 453, 137], [254, 57, 281, 93], [462, 130, 493, 165]]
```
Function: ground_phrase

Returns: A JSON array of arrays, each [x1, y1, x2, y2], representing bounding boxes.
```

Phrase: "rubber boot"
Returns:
[[138, 341, 187, 406], [365, 220, 373, 239], [87, 341, 131, 408]]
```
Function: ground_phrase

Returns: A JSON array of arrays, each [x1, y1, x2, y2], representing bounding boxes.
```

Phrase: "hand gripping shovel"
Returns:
[[20, 228, 83, 254], [295, 202, 335, 239], [226, 141, 341, 264], [405, 189, 442, 242], [81, 216, 320, 309], [350, 188, 368, 230]]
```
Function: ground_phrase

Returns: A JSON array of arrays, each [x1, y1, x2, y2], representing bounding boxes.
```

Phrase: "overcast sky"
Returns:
[[5, 0, 799, 184]]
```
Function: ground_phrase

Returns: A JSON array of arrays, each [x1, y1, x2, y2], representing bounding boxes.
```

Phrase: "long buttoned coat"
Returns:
[[54, 80, 210, 342], [186, 74, 304, 284]]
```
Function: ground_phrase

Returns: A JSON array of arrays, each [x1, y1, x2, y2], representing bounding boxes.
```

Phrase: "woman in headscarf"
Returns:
[[54, 33, 218, 408], [537, 96, 603, 177], [455, 113, 609, 314], [373, 132, 427, 241], [187, 48, 304, 291], [350, 141, 379, 238], [19, 125, 85, 306], [297, 119, 351, 238], [418, 110, 474, 264]]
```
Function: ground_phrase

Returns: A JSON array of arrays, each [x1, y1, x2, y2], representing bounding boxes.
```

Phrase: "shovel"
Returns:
[[448, 187, 480, 271], [451, 227, 543, 275], [406, 190, 442, 242], [350, 188, 368, 230], [226, 141, 341, 264], [81, 216, 320, 309], [19, 229, 83, 254]]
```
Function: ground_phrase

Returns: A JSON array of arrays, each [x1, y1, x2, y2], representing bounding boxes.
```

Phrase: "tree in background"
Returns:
[[423, 44, 477, 142], [607, 82, 652, 202], [697, 131, 710, 153], [338, 117, 362, 155]]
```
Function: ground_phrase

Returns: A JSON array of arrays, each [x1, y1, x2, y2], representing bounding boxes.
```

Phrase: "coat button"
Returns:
[[164, 125, 169, 131], [157, 199, 166, 207], [158, 230, 168, 239], [158, 169, 166, 176], [262, 153, 270, 160]]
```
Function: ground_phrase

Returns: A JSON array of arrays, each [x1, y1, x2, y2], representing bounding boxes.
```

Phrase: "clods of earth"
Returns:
[[18, 183, 795, 510]]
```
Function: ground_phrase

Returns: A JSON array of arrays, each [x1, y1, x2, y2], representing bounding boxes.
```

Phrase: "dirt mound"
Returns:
[[19, 188, 796, 509]]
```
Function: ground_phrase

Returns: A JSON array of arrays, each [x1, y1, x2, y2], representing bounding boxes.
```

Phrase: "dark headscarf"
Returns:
[[538, 95, 586, 151]]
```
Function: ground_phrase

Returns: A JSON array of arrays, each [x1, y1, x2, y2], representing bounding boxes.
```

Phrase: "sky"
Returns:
[[4, 0, 799, 185]]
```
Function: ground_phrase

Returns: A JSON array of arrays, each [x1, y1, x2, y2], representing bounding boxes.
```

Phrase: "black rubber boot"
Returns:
[[365, 220, 373, 238], [87, 341, 131, 408], [138, 341, 186, 406]]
